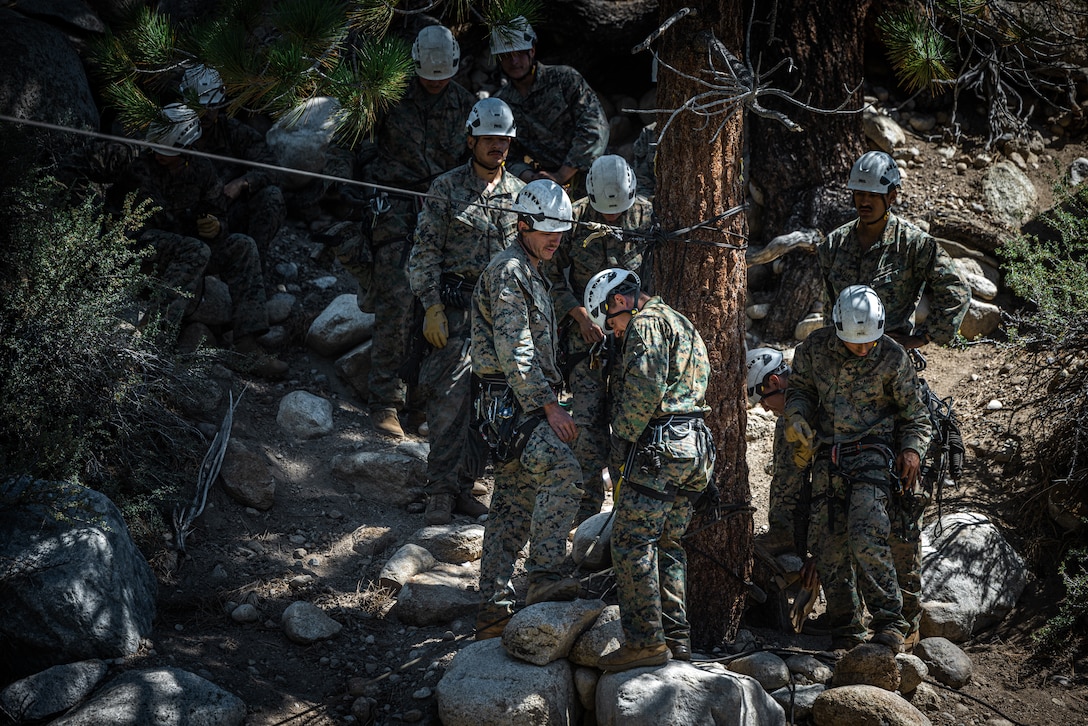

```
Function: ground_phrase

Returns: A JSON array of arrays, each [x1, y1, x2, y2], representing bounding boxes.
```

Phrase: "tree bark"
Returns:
[[654, 0, 750, 648], [747, 0, 874, 343]]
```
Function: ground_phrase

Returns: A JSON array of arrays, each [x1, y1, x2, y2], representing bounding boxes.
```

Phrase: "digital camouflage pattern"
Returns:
[[496, 63, 609, 180], [122, 153, 270, 337], [472, 240, 582, 621], [785, 327, 932, 641], [545, 194, 656, 520], [631, 122, 657, 199], [357, 79, 475, 410], [608, 297, 713, 649], [818, 213, 971, 345], [764, 416, 808, 554], [410, 162, 523, 494]]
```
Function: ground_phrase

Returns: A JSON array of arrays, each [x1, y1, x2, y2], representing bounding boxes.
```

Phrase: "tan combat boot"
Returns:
[[371, 407, 405, 439], [598, 642, 670, 671]]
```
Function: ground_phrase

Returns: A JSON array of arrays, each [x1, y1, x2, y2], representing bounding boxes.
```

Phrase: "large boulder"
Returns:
[[48, 667, 245, 726], [0, 659, 108, 722], [981, 161, 1038, 228], [920, 512, 1028, 641], [812, 684, 930, 725], [0, 477, 156, 680]]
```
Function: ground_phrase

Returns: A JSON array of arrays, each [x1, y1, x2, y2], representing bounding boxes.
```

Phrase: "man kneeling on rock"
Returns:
[[583, 268, 715, 670]]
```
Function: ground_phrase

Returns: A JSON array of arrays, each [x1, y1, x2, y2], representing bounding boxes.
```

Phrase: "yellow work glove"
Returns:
[[423, 303, 448, 349], [196, 214, 221, 239], [784, 416, 815, 469]]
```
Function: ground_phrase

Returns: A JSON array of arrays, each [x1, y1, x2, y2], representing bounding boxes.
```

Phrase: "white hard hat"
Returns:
[[466, 97, 516, 137], [179, 65, 226, 106], [586, 154, 637, 214], [513, 179, 572, 233], [847, 151, 901, 194], [412, 25, 460, 80], [745, 347, 789, 405], [833, 285, 886, 344], [147, 103, 202, 155], [584, 268, 641, 329], [490, 16, 536, 55]]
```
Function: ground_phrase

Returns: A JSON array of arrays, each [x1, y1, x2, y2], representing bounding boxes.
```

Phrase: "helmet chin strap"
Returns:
[[605, 289, 641, 322]]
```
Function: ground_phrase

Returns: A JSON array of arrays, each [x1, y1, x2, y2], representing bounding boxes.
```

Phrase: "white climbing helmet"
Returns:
[[745, 348, 790, 405], [586, 154, 637, 214], [412, 25, 460, 80], [146, 103, 202, 155], [833, 285, 886, 344], [584, 268, 641, 329], [179, 64, 226, 106], [465, 97, 516, 137], [513, 179, 572, 233], [847, 151, 901, 194], [490, 16, 536, 55]]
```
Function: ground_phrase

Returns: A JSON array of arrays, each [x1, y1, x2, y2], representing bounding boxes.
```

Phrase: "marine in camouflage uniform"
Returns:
[[603, 290, 713, 664], [545, 194, 656, 523], [409, 154, 524, 508], [118, 151, 270, 338], [765, 417, 808, 553], [471, 227, 583, 628], [189, 111, 285, 257], [818, 211, 970, 637], [356, 76, 475, 421], [496, 62, 609, 193], [784, 326, 931, 647]]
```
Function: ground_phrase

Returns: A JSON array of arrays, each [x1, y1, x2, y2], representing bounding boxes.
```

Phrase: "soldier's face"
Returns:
[[606, 293, 633, 339], [469, 135, 511, 166], [518, 222, 562, 263], [419, 77, 451, 95], [498, 48, 535, 81], [853, 189, 896, 224], [843, 340, 878, 357]]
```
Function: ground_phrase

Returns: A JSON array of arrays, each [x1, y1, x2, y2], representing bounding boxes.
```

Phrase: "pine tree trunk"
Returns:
[[747, 0, 873, 343], [654, 0, 750, 648]]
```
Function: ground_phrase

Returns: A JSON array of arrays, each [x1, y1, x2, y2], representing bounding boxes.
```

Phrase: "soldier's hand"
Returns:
[[572, 307, 605, 344], [196, 214, 221, 239], [897, 448, 921, 490], [784, 416, 815, 468], [423, 304, 448, 349], [223, 177, 247, 200], [545, 402, 578, 444]]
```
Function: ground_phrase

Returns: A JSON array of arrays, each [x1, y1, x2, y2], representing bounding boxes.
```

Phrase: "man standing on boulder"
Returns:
[[471, 179, 584, 639], [583, 268, 714, 670]]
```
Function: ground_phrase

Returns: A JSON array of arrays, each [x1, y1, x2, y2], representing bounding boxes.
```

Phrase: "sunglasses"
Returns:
[[756, 381, 786, 402]]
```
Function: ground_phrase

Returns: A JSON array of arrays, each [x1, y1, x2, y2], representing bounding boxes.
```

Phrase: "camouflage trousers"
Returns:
[[809, 454, 908, 643], [228, 184, 286, 257], [611, 427, 711, 649], [144, 230, 269, 337], [418, 309, 473, 497], [478, 420, 583, 620], [565, 333, 610, 522], [889, 493, 926, 635], [367, 239, 414, 409], [764, 418, 807, 554]]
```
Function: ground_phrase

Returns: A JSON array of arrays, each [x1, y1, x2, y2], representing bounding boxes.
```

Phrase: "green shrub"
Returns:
[[999, 182, 1088, 342], [1033, 547, 1088, 652], [0, 134, 205, 530]]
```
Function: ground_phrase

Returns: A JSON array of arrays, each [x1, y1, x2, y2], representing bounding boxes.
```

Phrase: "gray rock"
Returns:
[[437, 639, 576, 726], [570, 511, 614, 569], [331, 450, 426, 506], [785, 653, 833, 684], [0, 477, 156, 678], [48, 667, 245, 726], [952, 258, 999, 301], [957, 299, 1002, 341], [597, 663, 786, 725], [573, 666, 599, 711], [231, 604, 260, 624], [831, 643, 901, 691], [726, 651, 791, 691], [379, 543, 437, 592], [896, 653, 928, 694], [276, 390, 334, 439], [220, 439, 276, 510], [863, 111, 906, 152], [981, 161, 1038, 227], [1069, 157, 1088, 186], [503, 599, 606, 666], [281, 601, 342, 644], [915, 637, 973, 688], [349, 524, 397, 557], [769, 683, 824, 721], [907, 114, 937, 133], [906, 681, 943, 712], [266, 292, 297, 324], [392, 562, 482, 627], [0, 659, 108, 721], [334, 339, 373, 398], [920, 512, 1027, 641], [812, 685, 930, 726], [410, 523, 485, 564], [305, 293, 375, 357], [569, 605, 623, 667]]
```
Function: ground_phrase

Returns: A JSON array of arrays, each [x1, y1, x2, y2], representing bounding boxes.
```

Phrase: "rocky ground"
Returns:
[[119, 111, 1088, 725]]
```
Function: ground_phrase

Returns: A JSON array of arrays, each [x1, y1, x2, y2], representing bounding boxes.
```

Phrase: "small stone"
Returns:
[[231, 603, 260, 623], [985, 399, 1003, 410], [411, 687, 433, 699]]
